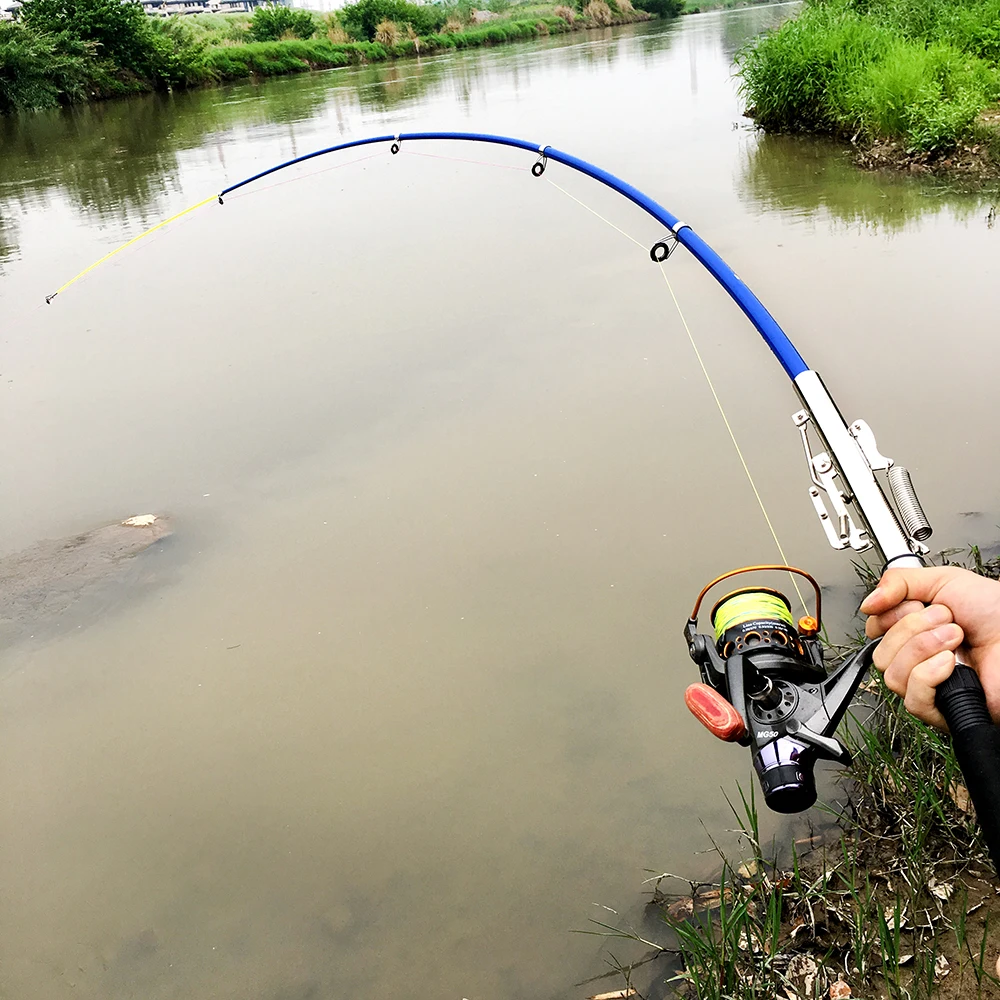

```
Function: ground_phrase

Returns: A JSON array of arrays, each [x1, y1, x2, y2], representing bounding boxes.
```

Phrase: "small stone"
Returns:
[[122, 514, 157, 527]]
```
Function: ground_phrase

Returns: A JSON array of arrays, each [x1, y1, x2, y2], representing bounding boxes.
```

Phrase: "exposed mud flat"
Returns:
[[0, 515, 173, 646]]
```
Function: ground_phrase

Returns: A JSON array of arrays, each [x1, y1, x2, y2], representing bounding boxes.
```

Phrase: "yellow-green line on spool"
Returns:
[[711, 588, 794, 644]]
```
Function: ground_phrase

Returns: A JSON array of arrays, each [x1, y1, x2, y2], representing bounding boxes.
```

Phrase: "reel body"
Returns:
[[683, 567, 877, 813]]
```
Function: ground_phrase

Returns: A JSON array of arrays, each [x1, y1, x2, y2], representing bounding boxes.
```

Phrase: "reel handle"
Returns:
[[936, 662, 1000, 877], [684, 683, 746, 742]]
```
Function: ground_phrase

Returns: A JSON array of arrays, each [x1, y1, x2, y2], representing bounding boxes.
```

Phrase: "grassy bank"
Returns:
[[631, 549, 1000, 999], [0, 0, 667, 114], [736, 0, 1000, 169]]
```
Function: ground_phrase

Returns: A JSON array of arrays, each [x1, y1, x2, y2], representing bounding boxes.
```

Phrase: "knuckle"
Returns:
[[903, 686, 929, 718], [912, 631, 947, 659], [882, 667, 906, 699]]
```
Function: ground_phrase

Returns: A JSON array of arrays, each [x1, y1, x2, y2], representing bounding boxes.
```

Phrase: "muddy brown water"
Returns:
[[2, 8, 999, 999]]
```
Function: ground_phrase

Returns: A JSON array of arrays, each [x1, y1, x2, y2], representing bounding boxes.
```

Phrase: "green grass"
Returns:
[[200, 17, 577, 78], [737, 0, 1000, 153], [203, 39, 352, 79]]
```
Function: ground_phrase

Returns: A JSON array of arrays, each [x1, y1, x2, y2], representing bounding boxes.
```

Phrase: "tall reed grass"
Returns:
[[737, 0, 1000, 152]]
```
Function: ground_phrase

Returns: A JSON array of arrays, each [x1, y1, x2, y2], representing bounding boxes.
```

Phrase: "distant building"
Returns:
[[1, 1, 22, 20], [161, 0, 211, 12], [137, 0, 269, 14], [216, 0, 267, 11]]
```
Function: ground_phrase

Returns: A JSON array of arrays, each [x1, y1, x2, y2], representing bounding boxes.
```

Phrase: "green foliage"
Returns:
[[845, 41, 996, 151], [0, 20, 90, 112], [339, 0, 446, 41], [632, 0, 683, 16], [737, 0, 1000, 152], [185, 13, 252, 46], [21, 0, 152, 72], [247, 4, 318, 42], [2, 0, 582, 114], [203, 38, 352, 79], [146, 17, 210, 86]]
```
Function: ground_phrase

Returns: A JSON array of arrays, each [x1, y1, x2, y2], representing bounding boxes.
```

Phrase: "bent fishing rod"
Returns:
[[46, 130, 1000, 872]]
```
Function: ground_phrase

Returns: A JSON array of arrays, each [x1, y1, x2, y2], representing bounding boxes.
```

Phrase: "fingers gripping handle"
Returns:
[[936, 663, 1000, 877]]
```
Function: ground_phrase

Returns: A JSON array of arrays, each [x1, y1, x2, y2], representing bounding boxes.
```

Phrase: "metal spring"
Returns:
[[888, 466, 933, 542]]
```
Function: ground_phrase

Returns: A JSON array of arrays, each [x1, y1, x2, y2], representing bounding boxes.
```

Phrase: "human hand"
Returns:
[[860, 566, 1000, 729]]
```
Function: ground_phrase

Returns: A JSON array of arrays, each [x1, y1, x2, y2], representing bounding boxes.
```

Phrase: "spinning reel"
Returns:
[[684, 566, 878, 814]]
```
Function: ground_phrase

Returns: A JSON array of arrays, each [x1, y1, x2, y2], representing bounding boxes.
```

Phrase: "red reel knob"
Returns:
[[684, 683, 746, 742]]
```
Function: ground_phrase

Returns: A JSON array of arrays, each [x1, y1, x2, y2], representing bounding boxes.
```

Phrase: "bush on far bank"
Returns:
[[247, 4, 319, 41], [737, 0, 1000, 152]]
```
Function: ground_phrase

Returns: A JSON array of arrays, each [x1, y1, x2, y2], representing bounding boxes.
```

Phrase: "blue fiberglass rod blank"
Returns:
[[218, 131, 809, 380]]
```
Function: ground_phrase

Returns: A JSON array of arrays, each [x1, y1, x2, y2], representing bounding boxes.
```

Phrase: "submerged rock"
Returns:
[[0, 515, 173, 645]]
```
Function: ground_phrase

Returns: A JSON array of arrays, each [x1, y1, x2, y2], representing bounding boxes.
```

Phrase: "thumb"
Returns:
[[860, 567, 962, 615]]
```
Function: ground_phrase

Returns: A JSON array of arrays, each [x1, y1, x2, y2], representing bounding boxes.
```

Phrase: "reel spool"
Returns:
[[683, 566, 877, 814]]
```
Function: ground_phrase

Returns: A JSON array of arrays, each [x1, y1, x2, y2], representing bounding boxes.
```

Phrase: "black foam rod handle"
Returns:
[[936, 663, 1000, 877]]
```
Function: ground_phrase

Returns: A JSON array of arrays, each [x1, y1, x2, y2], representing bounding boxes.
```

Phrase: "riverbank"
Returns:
[[0, 0, 657, 114], [736, 0, 1000, 176], [681, 0, 786, 16], [643, 551, 1000, 999]]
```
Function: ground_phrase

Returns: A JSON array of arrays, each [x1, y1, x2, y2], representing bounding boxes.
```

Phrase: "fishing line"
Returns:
[[543, 175, 647, 250], [538, 166, 807, 612], [405, 149, 528, 171], [226, 150, 383, 201], [45, 194, 216, 303], [44, 152, 383, 301], [658, 264, 808, 614]]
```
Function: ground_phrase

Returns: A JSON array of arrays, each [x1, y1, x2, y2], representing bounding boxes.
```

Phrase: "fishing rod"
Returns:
[[46, 130, 1000, 871]]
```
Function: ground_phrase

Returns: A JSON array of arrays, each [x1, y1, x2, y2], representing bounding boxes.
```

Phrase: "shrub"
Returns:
[[247, 4, 317, 42], [553, 4, 575, 22], [146, 17, 210, 86], [373, 18, 400, 44], [632, 0, 683, 16], [340, 0, 445, 41], [535, 19, 548, 33], [583, 0, 612, 24], [323, 12, 349, 42], [21, 0, 153, 72], [0, 20, 91, 111]]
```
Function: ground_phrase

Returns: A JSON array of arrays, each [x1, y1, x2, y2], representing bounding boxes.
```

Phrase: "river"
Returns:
[[2, 8, 999, 999]]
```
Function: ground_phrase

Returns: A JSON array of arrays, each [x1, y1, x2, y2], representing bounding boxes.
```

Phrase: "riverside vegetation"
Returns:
[[736, 0, 1000, 173], [594, 549, 1000, 1000], [0, 0, 680, 114]]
